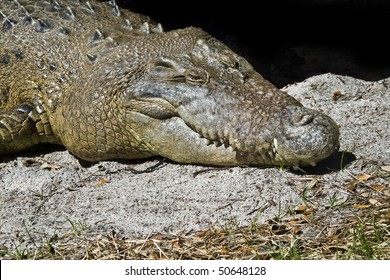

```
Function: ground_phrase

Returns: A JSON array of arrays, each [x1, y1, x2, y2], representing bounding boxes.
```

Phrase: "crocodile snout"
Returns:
[[274, 106, 340, 166]]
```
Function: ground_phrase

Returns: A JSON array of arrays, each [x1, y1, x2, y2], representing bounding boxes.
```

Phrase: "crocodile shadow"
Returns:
[[291, 150, 356, 175], [0, 144, 66, 163], [1, 144, 356, 176]]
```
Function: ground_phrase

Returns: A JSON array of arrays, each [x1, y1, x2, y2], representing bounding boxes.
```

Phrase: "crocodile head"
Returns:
[[114, 27, 340, 167], [62, 27, 339, 167]]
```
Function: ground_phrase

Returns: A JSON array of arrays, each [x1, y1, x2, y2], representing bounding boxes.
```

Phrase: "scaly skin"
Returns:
[[0, 0, 339, 166]]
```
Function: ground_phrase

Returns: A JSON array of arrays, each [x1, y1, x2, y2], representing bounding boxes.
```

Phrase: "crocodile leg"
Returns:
[[0, 104, 61, 156]]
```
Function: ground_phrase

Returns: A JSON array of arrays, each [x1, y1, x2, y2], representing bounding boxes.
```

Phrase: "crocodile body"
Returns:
[[0, 0, 339, 166]]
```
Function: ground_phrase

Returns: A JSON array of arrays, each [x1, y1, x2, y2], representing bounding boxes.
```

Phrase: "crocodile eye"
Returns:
[[185, 68, 209, 84], [149, 57, 185, 82]]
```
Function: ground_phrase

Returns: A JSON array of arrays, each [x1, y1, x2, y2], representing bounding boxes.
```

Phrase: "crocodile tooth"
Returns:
[[273, 138, 278, 152]]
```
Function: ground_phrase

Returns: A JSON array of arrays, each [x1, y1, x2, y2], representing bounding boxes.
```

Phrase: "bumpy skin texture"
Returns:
[[0, 0, 339, 166]]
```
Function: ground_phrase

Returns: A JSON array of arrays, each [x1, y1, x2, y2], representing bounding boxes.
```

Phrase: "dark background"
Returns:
[[118, 0, 389, 87]]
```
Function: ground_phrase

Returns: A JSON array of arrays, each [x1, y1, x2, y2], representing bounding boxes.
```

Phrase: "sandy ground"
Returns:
[[0, 73, 389, 250]]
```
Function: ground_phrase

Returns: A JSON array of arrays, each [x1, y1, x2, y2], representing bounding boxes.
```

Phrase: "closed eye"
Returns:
[[154, 58, 178, 69], [185, 68, 209, 84]]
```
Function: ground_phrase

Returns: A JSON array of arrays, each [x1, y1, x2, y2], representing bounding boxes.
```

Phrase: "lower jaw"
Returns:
[[235, 150, 279, 166], [234, 150, 324, 167]]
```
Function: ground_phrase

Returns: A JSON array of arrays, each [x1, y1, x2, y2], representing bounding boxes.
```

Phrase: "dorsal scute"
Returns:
[[89, 28, 105, 45], [109, 1, 121, 17], [83, 1, 96, 15], [0, 0, 162, 35]]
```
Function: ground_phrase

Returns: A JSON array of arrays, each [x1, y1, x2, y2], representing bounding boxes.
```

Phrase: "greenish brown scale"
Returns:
[[0, 0, 339, 167]]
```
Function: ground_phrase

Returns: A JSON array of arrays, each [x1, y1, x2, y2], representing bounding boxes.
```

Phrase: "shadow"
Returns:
[[1, 143, 356, 177], [125, 0, 390, 88], [77, 158, 95, 168], [76, 156, 166, 168], [0, 144, 66, 163], [292, 150, 357, 175], [1, 144, 168, 171]]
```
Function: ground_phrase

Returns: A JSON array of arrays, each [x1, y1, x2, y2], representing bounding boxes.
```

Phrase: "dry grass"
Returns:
[[2, 167, 389, 260], [2, 205, 388, 260]]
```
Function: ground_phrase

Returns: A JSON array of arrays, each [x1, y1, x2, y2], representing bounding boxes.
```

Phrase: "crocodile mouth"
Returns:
[[202, 137, 307, 166], [197, 130, 282, 166], [190, 107, 340, 167], [234, 138, 282, 166], [130, 85, 339, 167], [202, 134, 338, 167]]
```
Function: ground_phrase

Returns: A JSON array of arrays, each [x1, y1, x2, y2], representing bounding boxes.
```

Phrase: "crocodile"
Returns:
[[0, 0, 339, 167]]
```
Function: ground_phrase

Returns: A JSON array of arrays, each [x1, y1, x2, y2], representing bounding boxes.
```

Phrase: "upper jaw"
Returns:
[[272, 107, 340, 167], [200, 130, 280, 166]]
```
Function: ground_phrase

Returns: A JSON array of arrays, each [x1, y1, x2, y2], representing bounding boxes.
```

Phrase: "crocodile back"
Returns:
[[0, 0, 157, 109]]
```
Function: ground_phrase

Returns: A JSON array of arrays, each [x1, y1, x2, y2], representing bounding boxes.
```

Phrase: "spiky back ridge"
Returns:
[[0, 0, 168, 159], [0, 0, 162, 34], [0, 0, 163, 73], [0, 0, 163, 108]]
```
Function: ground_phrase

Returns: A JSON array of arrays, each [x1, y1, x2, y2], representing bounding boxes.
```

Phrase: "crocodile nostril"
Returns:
[[292, 113, 314, 126]]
